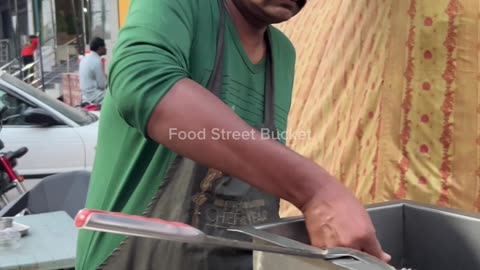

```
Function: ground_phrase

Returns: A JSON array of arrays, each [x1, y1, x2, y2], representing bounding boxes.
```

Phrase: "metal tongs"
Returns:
[[74, 209, 395, 270]]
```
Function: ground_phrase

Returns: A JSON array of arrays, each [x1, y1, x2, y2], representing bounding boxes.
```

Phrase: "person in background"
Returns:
[[21, 35, 38, 82], [79, 37, 107, 104]]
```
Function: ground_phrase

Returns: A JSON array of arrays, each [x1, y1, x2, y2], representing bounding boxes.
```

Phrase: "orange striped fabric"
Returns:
[[276, 0, 480, 216]]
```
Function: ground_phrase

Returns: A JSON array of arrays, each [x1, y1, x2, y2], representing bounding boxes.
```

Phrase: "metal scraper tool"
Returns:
[[74, 209, 396, 270]]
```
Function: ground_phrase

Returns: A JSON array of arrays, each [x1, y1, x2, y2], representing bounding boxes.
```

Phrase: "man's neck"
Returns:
[[224, 0, 267, 62]]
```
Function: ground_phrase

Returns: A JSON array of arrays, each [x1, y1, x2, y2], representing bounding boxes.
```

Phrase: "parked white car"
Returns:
[[0, 71, 99, 179]]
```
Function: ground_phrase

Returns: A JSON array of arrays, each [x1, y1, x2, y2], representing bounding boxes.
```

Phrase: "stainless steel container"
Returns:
[[235, 200, 480, 270]]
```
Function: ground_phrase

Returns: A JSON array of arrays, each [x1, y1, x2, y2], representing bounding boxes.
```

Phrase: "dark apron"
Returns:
[[97, 1, 280, 269]]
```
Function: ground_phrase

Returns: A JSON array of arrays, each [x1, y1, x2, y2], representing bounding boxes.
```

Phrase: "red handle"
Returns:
[[74, 209, 205, 242], [0, 157, 18, 182], [75, 209, 193, 229]]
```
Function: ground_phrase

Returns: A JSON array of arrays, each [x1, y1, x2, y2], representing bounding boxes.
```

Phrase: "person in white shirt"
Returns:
[[79, 37, 107, 104]]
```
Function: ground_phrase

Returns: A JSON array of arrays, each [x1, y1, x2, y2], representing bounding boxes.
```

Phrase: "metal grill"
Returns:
[[0, 40, 9, 63]]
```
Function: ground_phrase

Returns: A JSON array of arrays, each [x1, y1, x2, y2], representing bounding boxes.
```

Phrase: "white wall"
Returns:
[[105, 0, 119, 74], [27, 0, 34, 35], [41, 0, 56, 72]]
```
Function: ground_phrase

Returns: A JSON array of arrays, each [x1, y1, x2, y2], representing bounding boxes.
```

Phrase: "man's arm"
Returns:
[[148, 78, 326, 209], [94, 59, 107, 90], [30, 37, 38, 50]]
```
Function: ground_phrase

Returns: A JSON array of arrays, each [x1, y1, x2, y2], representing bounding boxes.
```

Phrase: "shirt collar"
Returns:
[[90, 51, 100, 58]]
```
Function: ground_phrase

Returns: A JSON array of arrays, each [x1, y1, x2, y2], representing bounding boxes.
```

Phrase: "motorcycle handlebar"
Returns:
[[5, 147, 28, 161]]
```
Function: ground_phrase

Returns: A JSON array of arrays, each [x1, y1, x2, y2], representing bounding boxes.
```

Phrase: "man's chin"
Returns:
[[266, 8, 298, 23]]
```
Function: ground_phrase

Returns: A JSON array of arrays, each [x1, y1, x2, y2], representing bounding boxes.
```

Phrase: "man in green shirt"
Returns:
[[76, 0, 391, 269]]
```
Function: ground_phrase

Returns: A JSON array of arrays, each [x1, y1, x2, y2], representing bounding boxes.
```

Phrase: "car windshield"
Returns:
[[0, 72, 96, 126]]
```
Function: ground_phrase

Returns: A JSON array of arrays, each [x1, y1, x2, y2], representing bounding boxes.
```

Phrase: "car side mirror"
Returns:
[[22, 107, 63, 126]]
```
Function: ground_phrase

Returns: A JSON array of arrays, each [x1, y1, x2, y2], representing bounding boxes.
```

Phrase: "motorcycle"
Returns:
[[0, 106, 29, 206], [57, 95, 102, 111], [79, 91, 104, 111], [79, 101, 101, 111]]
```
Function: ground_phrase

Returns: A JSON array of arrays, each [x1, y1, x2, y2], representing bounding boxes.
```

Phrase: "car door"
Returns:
[[0, 85, 86, 179]]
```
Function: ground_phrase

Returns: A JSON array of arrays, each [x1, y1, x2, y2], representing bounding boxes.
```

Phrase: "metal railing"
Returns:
[[43, 54, 78, 86], [61, 38, 79, 73], [0, 59, 18, 73], [0, 58, 40, 86], [0, 39, 9, 63], [38, 38, 80, 88], [12, 60, 43, 88], [0, 38, 79, 89]]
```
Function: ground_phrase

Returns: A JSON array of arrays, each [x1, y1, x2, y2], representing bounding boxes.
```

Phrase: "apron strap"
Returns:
[[206, 0, 276, 134], [206, 0, 226, 98], [263, 31, 276, 135]]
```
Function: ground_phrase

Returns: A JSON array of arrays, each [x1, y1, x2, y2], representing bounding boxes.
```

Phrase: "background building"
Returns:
[[0, 0, 120, 95]]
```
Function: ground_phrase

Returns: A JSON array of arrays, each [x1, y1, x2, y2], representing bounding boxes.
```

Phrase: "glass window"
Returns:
[[0, 87, 37, 125], [0, 72, 97, 126], [84, 0, 112, 44]]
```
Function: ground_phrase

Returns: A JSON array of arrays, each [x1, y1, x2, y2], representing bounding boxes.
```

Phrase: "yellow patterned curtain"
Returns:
[[277, 0, 480, 216]]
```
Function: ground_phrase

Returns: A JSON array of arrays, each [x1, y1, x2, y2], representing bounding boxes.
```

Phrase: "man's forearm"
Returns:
[[147, 78, 331, 209]]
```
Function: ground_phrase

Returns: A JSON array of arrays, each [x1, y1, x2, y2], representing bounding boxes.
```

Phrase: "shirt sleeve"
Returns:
[[31, 38, 39, 50], [108, 0, 198, 139]]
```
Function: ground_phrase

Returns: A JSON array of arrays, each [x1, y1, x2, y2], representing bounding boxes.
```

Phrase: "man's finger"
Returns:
[[361, 234, 391, 263]]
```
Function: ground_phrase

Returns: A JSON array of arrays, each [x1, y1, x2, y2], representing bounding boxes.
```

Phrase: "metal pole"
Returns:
[[50, 0, 57, 66], [13, 0, 22, 80], [81, 0, 87, 47], [8, 0, 20, 75], [67, 46, 70, 73], [14, 0, 18, 43], [33, 0, 45, 90], [70, 0, 84, 54]]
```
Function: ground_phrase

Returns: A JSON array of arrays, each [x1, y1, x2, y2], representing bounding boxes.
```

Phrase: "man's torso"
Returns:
[[79, 52, 103, 100]]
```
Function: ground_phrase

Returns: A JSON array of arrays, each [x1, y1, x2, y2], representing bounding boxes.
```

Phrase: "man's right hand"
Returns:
[[301, 178, 391, 263]]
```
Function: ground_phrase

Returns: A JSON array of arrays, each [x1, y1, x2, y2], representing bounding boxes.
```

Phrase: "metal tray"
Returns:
[[0, 217, 29, 237], [13, 222, 30, 237], [234, 200, 480, 270]]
